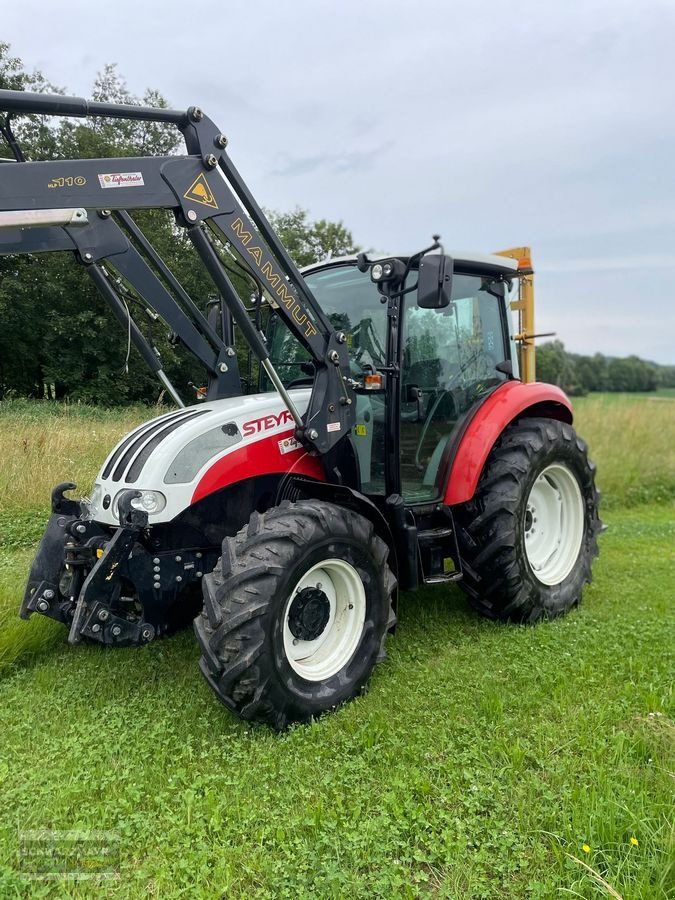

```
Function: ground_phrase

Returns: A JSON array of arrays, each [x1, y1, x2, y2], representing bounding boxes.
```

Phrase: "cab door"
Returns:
[[399, 273, 511, 503]]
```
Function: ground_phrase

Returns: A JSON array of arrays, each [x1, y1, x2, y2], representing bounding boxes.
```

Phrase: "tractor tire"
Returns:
[[455, 417, 601, 623], [194, 500, 397, 730]]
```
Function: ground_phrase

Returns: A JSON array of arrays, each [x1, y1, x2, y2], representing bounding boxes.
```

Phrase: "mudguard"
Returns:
[[441, 381, 573, 506]]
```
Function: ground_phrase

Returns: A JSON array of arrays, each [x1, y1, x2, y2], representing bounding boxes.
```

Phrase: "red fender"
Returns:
[[441, 381, 573, 506], [192, 429, 325, 503]]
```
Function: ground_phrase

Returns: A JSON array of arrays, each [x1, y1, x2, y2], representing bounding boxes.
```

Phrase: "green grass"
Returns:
[[0, 396, 673, 897], [572, 392, 675, 509]]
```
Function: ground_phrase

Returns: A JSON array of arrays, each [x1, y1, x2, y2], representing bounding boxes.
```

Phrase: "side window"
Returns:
[[404, 275, 507, 399], [400, 274, 509, 502]]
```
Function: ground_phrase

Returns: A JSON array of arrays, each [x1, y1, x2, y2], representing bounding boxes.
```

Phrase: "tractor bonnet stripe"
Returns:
[[111, 410, 198, 482], [102, 408, 188, 480], [125, 411, 206, 483]]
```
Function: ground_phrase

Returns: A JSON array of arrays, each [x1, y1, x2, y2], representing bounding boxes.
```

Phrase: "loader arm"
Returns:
[[0, 89, 355, 455]]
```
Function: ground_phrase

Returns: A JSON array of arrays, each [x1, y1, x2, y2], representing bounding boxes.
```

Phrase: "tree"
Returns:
[[0, 42, 50, 396], [607, 356, 657, 392], [573, 353, 608, 393], [265, 207, 359, 267], [535, 344, 667, 395], [535, 341, 584, 394], [657, 365, 675, 389], [0, 53, 187, 403]]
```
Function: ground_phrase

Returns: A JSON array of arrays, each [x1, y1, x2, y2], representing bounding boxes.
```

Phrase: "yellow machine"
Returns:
[[495, 247, 536, 383]]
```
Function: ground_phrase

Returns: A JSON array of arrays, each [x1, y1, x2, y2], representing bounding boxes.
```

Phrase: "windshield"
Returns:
[[267, 264, 386, 385]]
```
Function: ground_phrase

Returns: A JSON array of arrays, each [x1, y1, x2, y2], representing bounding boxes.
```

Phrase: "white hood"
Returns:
[[87, 389, 315, 526]]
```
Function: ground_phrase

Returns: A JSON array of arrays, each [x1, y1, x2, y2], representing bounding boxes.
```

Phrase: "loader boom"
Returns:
[[0, 89, 356, 455]]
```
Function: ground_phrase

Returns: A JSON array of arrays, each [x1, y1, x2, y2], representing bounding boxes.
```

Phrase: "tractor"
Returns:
[[0, 89, 601, 729]]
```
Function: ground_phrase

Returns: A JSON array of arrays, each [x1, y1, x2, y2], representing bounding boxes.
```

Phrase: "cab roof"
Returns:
[[302, 251, 519, 278]]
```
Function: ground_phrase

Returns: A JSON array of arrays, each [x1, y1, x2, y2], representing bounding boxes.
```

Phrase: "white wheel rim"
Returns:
[[282, 559, 366, 681], [524, 463, 585, 586]]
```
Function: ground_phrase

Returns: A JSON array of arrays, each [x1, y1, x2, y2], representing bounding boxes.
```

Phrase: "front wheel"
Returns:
[[455, 417, 602, 622], [194, 500, 396, 729]]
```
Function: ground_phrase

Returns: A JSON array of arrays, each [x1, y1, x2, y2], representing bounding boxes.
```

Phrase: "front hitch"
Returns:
[[67, 496, 152, 646], [21, 484, 211, 647], [20, 483, 84, 624]]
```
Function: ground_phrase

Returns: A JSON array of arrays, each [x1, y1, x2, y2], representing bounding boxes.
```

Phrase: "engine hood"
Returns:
[[86, 390, 319, 526]]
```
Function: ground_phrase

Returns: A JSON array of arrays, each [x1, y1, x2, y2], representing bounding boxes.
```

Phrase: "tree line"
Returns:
[[0, 44, 357, 405], [536, 341, 674, 395]]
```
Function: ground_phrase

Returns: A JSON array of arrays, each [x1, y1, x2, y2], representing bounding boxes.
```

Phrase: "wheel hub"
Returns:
[[523, 463, 584, 585], [288, 586, 331, 642], [283, 558, 367, 681]]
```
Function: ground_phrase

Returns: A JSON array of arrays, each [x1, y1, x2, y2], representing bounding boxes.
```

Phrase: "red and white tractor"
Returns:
[[0, 89, 601, 729]]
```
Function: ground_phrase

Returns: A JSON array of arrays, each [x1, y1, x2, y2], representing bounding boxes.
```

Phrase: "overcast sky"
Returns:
[[2, 0, 674, 362]]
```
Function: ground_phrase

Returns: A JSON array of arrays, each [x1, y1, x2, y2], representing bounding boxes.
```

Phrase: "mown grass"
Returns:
[[0, 395, 673, 898]]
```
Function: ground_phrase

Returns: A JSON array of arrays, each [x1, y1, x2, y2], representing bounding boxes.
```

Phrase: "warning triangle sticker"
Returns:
[[184, 173, 219, 209]]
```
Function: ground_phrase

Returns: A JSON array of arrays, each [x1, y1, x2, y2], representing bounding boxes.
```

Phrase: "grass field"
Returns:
[[0, 394, 673, 898]]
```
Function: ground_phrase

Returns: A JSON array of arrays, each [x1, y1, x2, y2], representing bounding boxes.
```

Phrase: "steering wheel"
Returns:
[[413, 382, 458, 471]]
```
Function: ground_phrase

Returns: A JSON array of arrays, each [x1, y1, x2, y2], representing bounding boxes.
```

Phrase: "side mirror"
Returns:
[[417, 254, 453, 309]]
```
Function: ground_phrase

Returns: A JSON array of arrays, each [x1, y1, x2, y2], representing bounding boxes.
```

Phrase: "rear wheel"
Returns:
[[194, 500, 396, 729], [455, 417, 601, 622]]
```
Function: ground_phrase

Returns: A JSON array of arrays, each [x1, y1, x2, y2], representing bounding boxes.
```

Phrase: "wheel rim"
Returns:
[[282, 559, 366, 681], [524, 463, 585, 586]]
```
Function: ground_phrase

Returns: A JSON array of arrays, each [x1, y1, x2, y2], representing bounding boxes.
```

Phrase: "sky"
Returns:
[[2, 0, 674, 362]]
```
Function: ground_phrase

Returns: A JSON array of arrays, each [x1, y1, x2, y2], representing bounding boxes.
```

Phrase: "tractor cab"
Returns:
[[267, 252, 520, 504]]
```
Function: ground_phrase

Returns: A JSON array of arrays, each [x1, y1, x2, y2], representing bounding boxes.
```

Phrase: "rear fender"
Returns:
[[442, 381, 573, 506]]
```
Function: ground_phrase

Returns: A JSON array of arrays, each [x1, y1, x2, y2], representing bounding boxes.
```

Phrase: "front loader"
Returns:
[[0, 89, 601, 729]]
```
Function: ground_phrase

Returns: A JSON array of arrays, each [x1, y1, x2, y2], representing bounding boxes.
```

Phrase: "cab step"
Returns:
[[416, 518, 463, 585]]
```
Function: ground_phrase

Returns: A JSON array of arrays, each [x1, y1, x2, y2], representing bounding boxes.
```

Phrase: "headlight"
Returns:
[[112, 489, 167, 518], [371, 263, 384, 281], [131, 491, 167, 514]]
